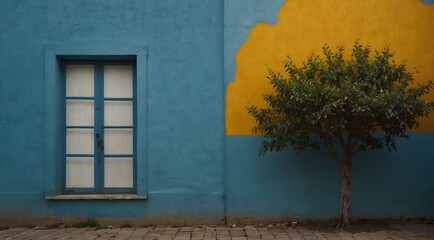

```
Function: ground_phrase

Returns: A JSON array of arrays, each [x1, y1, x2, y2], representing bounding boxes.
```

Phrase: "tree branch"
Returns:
[[350, 138, 360, 154], [325, 140, 344, 167], [337, 132, 346, 152]]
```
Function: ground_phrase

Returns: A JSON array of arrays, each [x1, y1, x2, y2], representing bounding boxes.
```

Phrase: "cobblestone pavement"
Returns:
[[0, 224, 433, 240]]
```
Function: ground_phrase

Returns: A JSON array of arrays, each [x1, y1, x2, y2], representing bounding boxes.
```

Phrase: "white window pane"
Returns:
[[104, 158, 133, 188], [66, 65, 94, 97], [104, 65, 133, 98], [66, 129, 94, 154], [66, 157, 94, 188], [104, 129, 133, 154], [104, 101, 133, 126], [66, 100, 94, 126]]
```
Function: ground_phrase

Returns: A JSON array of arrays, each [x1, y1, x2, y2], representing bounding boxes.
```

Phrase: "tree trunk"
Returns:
[[340, 161, 352, 227]]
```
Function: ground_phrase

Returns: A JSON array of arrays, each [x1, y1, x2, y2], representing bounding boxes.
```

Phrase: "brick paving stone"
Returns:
[[106, 228, 123, 234], [129, 236, 145, 240], [216, 230, 229, 235], [336, 232, 352, 236], [173, 237, 190, 240], [216, 235, 231, 240], [144, 236, 159, 240], [148, 232, 163, 237], [53, 228, 82, 240], [339, 237, 354, 240], [0, 224, 432, 240], [81, 230, 103, 240], [231, 230, 246, 237], [312, 232, 324, 238], [192, 232, 205, 237], [323, 233, 339, 238], [273, 232, 288, 237], [216, 227, 230, 231], [157, 236, 173, 240], [352, 236, 371, 240], [274, 236, 290, 239], [133, 228, 151, 236], [246, 230, 260, 236], [204, 231, 217, 236], [180, 227, 194, 232], [216, 237, 231, 240], [95, 234, 117, 240], [161, 233, 177, 238], [162, 231, 177, 236], [287, 233, 302, 239], [232, 237, 248, 240], [244, 226, 256, 230], [203, 237, 216, 240], [119, 229, 135, 234], [176, 233, 191, 238]]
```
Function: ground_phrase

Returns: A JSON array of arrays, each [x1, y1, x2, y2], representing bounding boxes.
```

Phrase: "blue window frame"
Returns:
[[61, 60, 137, 193]]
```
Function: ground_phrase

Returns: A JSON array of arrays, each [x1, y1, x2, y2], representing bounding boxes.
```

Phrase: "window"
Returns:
[[62, 60, 136, 193], [44, 42, 147, 198]]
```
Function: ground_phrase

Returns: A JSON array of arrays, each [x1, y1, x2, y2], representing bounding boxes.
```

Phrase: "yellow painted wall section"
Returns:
[[226, 0, 434, 135]]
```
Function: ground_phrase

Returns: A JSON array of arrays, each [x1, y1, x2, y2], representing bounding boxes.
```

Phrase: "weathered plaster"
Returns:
[[226, 0, 434, 135]]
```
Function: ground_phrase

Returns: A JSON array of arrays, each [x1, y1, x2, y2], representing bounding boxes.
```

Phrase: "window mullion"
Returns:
[[99, 63, 106, 193], [94, 63, 104, 193]]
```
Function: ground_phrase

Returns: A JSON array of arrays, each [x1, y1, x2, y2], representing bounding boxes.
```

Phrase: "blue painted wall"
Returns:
[[226, 134, 434, 219], [0, 0, 225, 222], [0, 0, 433, 223]]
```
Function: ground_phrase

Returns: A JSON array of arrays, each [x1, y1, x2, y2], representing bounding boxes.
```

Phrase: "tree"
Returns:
[[247, 41, 434, 227]]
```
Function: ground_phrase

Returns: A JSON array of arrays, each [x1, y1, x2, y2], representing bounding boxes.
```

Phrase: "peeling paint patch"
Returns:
[[420, 0, 434, 5], [224, 0, 286, 84]]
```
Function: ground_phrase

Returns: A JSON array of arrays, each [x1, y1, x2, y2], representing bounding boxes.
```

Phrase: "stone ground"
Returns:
[[0, 223, 433, 240]]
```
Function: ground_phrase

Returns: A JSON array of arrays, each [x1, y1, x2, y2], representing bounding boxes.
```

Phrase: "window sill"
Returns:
[[46, 194, 147, 200]]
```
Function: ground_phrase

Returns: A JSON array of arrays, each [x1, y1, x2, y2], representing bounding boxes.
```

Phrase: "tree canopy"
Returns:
[[248, 41, 433, 160]]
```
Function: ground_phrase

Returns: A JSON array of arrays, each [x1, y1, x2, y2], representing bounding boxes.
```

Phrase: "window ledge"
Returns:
[[46, 194, 147, 200]]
